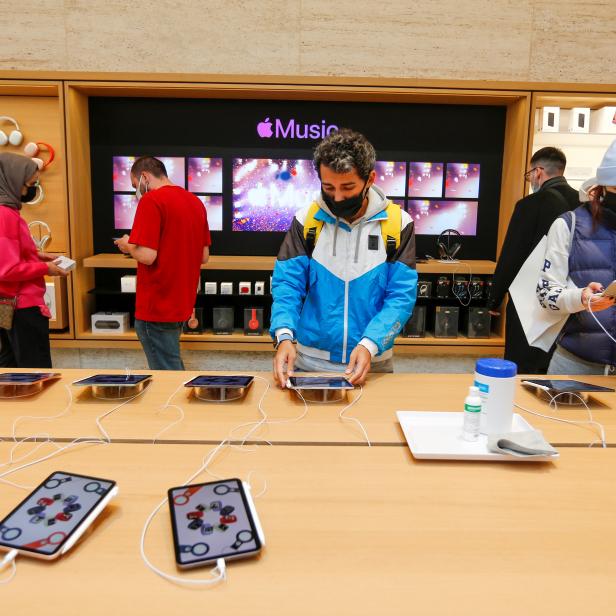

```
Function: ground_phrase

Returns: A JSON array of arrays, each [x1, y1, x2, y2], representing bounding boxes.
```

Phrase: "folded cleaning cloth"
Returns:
[[487, 429, 558, 458]]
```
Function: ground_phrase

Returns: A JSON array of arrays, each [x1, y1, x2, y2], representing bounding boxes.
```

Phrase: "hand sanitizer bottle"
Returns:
[[462, 386, 481, 442]]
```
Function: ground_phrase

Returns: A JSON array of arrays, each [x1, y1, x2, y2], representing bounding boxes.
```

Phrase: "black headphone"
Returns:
[[437, 229, 462, 260]]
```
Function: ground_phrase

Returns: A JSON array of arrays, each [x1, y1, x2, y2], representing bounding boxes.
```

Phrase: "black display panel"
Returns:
[[89, 98, 506, 258]]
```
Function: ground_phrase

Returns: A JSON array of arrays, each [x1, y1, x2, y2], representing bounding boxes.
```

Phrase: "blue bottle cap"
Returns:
[[475, 358, 517, 378]]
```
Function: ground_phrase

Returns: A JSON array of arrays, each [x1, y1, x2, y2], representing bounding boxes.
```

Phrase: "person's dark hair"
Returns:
[[131, 156, 168, 179], [313, 128, 376, 180], [588, 184, 606, 228], [530, 147, 566, 176]]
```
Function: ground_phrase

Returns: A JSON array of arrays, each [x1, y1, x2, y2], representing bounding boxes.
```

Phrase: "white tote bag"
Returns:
[[509, 212, 575, 352]]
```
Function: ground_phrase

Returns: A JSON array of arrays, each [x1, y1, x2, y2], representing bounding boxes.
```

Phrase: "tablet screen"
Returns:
[[523, 379, 615, 393], [184, 376, 254, 388], [168, 478, 261, 566], [288, 376, 354, 390], [73, 374, 152, 387], [0, 373, 60, 384], [0, 471, 116, 556]]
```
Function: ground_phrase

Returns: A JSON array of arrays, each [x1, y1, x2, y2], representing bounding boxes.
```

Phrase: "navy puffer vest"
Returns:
[[559, 205, 616, 365]]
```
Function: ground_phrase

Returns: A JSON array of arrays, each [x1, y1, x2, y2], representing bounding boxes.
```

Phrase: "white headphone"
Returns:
[[24, 182, 45, 206], [0, 116, 23, 146], [28, 220, 52, 251]]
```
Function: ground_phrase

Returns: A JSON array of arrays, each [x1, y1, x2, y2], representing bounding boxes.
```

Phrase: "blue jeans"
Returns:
[[135, 319, 184, 370], [548, 344, 611, 376]]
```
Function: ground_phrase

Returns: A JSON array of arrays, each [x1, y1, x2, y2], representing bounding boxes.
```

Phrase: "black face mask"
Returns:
[[602, 191, 616, 211], [321, 181, 368, 220], [20, 185, 37, 203]]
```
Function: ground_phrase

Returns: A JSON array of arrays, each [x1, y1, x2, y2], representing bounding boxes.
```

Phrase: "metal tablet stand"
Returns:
[[0, 381, 45, 398], [0, 376, 61, 398], [533, 387, 589, 406], [193, 382, 252, 403], [293, 388, 347, 404], [91, 379, 151, 400]]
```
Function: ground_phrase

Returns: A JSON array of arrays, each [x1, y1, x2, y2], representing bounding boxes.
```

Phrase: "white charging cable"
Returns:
[[338, 385, 370, 446], [451, 261, 473, 307], [0, 549, 17, 584], [586, 296, 616, 347], [515, 387, 606, 448], [0, 378, 149, 488], [152, 382, 187, 444]]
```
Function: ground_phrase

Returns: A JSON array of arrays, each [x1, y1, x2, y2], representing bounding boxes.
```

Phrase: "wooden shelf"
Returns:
[[83, 253, 495, 274], [396, 334, 504, 346], [78, 329, 272, 343], [416, 260, 496, 275], [75, 328, 502, 347], [82, 253, 276, 270]]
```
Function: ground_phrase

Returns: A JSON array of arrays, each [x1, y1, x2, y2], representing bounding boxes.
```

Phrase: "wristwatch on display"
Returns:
[[274, 333, 294, 349]]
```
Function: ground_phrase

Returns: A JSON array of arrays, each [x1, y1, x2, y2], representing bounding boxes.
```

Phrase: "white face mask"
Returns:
[[135, 175, 148, 201]]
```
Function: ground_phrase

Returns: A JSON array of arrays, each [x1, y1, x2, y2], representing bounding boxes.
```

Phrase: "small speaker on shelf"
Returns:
[[434, 306, 459, 338], [466, 307, 491, 339], [402, 305, 426, 338], [213, 306, 234, 335]]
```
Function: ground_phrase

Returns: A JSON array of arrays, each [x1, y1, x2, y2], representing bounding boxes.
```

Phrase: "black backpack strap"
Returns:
[[305, 227, 317, 257], [385, 235, 397, 259]]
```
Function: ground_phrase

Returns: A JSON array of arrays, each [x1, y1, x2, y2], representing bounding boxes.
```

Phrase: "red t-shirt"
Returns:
[[129, 185, 211, 322]]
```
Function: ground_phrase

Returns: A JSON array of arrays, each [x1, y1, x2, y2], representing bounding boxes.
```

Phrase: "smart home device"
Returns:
[[91, 312, 130, 334]]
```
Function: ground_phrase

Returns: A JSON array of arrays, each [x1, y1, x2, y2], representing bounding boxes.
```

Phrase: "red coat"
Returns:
[[0, 205, 51, 316]]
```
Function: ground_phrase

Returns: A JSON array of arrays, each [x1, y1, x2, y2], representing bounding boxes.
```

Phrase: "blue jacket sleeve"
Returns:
[[362, 222, 418, 353], [269, 218, 310, 340]]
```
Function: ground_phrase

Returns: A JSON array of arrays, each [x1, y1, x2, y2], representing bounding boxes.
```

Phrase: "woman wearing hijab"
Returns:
[[0, 152, 68, 368], [536, 139, 616, 374]]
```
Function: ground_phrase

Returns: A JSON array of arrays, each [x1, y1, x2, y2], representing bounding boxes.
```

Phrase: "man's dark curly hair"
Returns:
[[313, 128, 376, 180]]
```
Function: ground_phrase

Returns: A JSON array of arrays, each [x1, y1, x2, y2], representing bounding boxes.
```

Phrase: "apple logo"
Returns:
[[257, 117, 273, 138]]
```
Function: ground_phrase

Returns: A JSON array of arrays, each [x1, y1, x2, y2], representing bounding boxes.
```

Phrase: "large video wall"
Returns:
[[90, 98, 506, 258]]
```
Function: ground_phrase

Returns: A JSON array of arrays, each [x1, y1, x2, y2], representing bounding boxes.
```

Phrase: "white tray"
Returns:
[[396, 411, 559, 462]]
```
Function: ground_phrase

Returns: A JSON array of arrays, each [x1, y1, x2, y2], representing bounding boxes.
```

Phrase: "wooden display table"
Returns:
[[0, 443, 615, 615], [0, 370, 614, 446]]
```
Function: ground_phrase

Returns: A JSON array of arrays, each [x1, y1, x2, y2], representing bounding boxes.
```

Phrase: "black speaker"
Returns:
[[436, 276, 451, 299], [183, 307, 204, 334], [402, 305, 426, 338], [213, 306, 234, 334], [466, 307, 491, 338], [243, 307, 264, 336], [417, 280, 432, 299], [434, 306, 459, 338]]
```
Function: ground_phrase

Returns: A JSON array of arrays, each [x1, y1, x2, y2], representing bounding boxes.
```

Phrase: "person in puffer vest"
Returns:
[[536, 139, 616, 374], [271, 129, 418, 386]]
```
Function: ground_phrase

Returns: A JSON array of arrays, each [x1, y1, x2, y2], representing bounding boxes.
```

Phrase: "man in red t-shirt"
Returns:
[[115, 156, 211, 370]]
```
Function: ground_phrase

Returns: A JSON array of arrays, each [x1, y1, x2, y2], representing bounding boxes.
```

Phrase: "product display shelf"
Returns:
[[83, 253, 496, 275]]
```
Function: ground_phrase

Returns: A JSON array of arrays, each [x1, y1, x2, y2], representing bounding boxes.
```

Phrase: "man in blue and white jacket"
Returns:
[[271, 129, 418, 386]]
